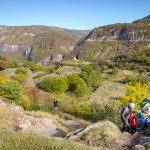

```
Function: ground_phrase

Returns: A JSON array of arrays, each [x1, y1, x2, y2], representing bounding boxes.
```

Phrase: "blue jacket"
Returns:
[[139, 112, 145, 126]]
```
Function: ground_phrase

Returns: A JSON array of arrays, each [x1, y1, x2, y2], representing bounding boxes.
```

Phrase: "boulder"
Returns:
[[17, 117, 31, 130], [134, 145, 146, 150]]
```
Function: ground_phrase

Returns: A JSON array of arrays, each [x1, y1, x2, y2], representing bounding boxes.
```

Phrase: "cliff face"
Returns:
[[84, 23, 150, 42], [69, 15, 150, 61], [0, 26, 89, 64]]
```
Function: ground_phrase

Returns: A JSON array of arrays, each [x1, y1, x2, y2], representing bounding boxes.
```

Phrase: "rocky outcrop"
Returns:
[[52, 54, 65, 62], [0, 96, 84, 138], [0, 97, 61, 136], [65, 121, 132, 150], [34, 55, 52, 65], [84, 25, 150, 42], [65, 121, 121, 139], [0, 26, 89, 64], [0, 43, 32, 53]]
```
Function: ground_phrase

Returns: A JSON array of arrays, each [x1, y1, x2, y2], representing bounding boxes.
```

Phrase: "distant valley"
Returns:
[[0, 26, 89, 64]]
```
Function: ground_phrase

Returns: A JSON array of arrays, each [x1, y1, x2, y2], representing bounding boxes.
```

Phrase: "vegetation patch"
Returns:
[[0, 128, 93, 150], [0, 76, 32, 110], [38, 73, 89, 97], [79, 65, 101, 90]]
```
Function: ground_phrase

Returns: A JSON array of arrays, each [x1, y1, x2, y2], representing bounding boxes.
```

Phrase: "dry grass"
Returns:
[[0, 104, 23, 129], [0, 128, 94, 150]]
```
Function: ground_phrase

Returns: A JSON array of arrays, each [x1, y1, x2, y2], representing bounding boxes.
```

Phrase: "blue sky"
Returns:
[[0, 0, 149, 29]]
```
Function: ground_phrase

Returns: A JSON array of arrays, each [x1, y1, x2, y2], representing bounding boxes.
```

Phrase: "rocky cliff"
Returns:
[[68, 15, 150, 61], [0, 26, 89, 64], [85, 23, 150, 42]]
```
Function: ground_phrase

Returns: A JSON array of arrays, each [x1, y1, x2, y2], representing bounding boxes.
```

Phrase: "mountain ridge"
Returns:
[[0, 15, 150, 63], [68, 15, 150, 62], [133, 14, 150, 24]]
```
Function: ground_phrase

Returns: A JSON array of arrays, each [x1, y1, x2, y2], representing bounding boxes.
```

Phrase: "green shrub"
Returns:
[[15, 68, 27, 74], [124, 75, 150, 85], [143, 129, 150, 136], [11, 74, 27, 84], [50, 78, 68, 94], [31, 65, 45, 72], [111, 67, 119, 75], [23, 61, 45, 72], [5, 60, 18, 68], [59, 98, 93, 120], [44, 67, 54, 74], [33, 73, 45, 79], [67, 74, 89, 97], [73, 81, 89, 97], [20, 94, 32, 110], [38, 77, 68, 94], [77, 102, 94, 120], [0, 77, 32, 110], [0, 81, 22, 104], [124, 75, 138, 84], [80, 65, 101, 89], [91, 101, 121, 126], [37, 74, 89, 97], [37, 77, 53, 92], [0, 60, 18, 70]]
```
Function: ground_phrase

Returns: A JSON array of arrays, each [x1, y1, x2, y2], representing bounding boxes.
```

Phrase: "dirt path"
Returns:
[[36, 119, 66, 137]]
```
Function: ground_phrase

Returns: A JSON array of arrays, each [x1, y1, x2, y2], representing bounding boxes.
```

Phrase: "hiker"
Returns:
[[139, 111, 147, 131], [129, 111, 138, 134], [119, 102, 135, 132], [53, 99, 58, 114]]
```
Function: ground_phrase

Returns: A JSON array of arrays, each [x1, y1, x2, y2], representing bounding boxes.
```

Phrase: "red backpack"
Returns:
[[129, 114, 138, 126]]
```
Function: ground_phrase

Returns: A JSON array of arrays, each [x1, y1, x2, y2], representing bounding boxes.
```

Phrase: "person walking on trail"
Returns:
[[53, 99, 58, 114], [119, 102, 135, 132], [129, 111, 138, 134]]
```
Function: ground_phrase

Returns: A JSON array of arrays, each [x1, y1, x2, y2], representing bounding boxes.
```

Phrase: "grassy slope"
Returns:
[[0, 128, 94, 150], [68, 41, 120, 61], [89, 70, 137, 104]]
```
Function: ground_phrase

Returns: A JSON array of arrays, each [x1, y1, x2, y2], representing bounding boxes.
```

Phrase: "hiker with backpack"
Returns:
[[53, 99, 58, 114], [139, 110, 148, 131], [128, 111, 138, 134], [119, 102, 135, 132]]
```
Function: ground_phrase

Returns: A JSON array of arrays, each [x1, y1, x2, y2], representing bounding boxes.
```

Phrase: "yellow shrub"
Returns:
[[20, 94, 32, 110], [0, 76, 11, 84], [122, 82, 148, 107]]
